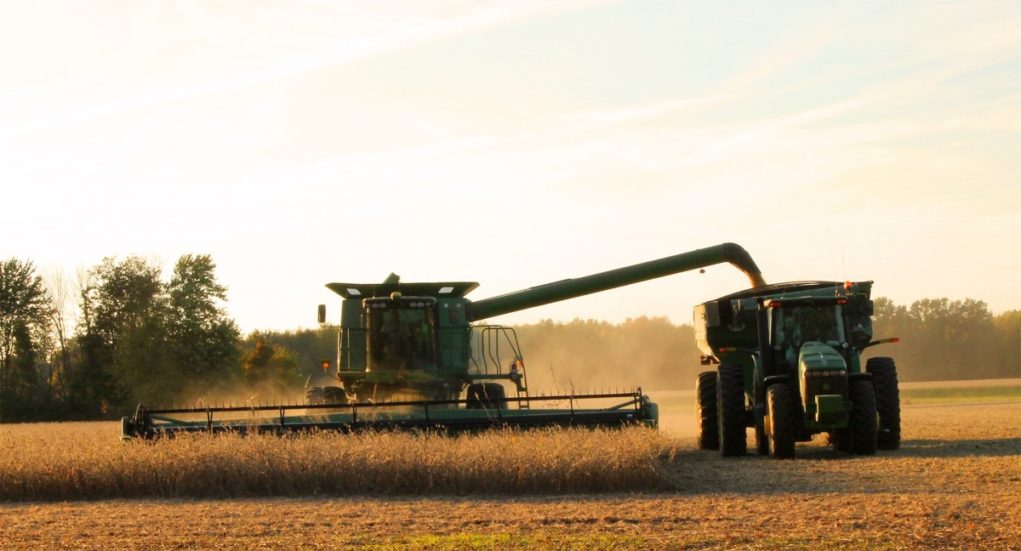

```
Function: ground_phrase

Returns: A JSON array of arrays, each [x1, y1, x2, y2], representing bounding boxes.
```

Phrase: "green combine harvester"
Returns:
[[693, 281, 901, 459], [122, 243, 766, 438]]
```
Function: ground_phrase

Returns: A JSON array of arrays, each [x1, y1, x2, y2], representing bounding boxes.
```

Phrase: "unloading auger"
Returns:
[[122, 243, 765, 438]]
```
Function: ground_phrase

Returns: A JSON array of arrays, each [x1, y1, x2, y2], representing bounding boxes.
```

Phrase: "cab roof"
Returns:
[[326, 281, 480, 299]]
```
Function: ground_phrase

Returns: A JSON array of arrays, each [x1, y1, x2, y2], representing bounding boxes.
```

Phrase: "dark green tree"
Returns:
[[993, 310, 1021, 378], [870, 296, 1002, 380], [241, 326, 337, 384], [0, 259, 51, 420], [165, 255, 241, 390], [77, 256, 166, 411], [241, 334, 304, 397]]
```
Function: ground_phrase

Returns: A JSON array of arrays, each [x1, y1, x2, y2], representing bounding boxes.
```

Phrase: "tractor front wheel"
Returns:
[[717, 362, 747, 456], [849, 379, 878, 455], [695, 371, 719, 450], [867, 357, 901, 450], [767, 383, 797, 459], [754, 409, 770, 455]]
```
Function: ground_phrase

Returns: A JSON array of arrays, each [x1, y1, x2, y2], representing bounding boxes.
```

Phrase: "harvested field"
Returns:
[[1, 385, 1019, 549]]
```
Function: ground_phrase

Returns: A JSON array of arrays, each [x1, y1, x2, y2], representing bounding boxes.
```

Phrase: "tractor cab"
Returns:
[[765, 298, 848, 371]]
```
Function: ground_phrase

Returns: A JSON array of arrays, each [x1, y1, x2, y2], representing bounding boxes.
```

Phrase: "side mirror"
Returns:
[[317, 304, 326, 324]]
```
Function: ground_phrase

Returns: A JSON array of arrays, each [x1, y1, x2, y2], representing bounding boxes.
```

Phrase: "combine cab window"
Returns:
[[367, 304, 437, 370]]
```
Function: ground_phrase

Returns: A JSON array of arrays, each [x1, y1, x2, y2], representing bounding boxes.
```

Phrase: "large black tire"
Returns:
[[849, 378, 878, 455], [305, 386, 325, 405], [466, 383, 507, 410], [752, 369, 769, 456], [867, 357, 901, 450], [695, 371, 719, 450], [321, 386, 346, 404], [829, 430, 850, 452], [754, 410, 770, 455], [766, 383, 797, 459], [717, 362, 747, 456]]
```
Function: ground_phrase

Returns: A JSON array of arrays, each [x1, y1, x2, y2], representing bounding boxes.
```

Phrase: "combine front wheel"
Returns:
[[305, 386, 326, 405], [466, 383, 507, 410], [695, 371, 719, 450], [716, 362, 747, 456], [867, 357, 901, 450]]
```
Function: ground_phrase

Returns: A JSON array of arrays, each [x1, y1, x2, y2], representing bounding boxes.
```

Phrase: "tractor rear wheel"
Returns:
[[466, 383, 507, 410], [717, 362, 747, 456], [695, 371, 719, 450], [849, 378, 878, 455], [867, 357, 901, 450], [766, 383, 797, 459]]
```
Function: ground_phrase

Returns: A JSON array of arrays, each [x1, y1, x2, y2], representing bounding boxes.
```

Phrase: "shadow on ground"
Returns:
[[658, 434, 1021, 496]]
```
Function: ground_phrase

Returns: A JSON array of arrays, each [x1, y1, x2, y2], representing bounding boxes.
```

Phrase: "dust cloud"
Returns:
[[510, 317, 705, 395]]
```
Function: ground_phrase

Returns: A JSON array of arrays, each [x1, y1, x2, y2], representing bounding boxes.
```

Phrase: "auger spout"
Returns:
[[468, 242, 765, 321]]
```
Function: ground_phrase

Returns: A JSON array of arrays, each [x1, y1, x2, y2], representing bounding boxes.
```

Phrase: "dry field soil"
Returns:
[[1, 380, 1019, 549]]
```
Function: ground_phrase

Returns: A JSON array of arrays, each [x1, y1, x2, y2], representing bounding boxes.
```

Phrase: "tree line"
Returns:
[[1, 254, 1019, 421], [0, 256, 306, 421]]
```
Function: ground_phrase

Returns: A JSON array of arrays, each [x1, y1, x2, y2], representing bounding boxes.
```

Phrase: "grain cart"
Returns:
[[693, 281, 901, 459], [123, 242, 766, 438]]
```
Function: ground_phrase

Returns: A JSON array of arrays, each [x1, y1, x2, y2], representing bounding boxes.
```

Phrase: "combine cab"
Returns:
[[123, 243, 767, 438], [693, 281, 901, 458]]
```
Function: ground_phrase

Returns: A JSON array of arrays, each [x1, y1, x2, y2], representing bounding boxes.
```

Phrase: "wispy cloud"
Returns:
[[0, 0, 614, 137]]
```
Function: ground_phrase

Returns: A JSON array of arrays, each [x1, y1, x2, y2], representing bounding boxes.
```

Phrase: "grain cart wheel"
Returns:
[[716, 362, 747, 456], [754, 411, 770, 456], [766, 383, 797, 459], [752, 369, 768, 455], [866, 357, 901, 450], [849, 378, 878, 455], [466, 383, 507, 410], [695, 371, 719, 450], [828, 430, 850, 452]]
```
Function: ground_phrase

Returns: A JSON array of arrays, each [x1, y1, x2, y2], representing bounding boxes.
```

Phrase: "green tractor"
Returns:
[[693, 281, 901, 458]]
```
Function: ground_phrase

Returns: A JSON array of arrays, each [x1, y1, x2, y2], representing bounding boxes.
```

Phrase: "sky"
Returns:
[[2, 0, 1019, 333]]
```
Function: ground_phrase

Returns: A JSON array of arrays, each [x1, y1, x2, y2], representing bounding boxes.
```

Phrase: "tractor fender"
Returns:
[[763, 375, 792, 388]]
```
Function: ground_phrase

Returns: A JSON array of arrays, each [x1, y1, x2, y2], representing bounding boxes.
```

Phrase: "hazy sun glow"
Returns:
[[3, 1, 1019, 332]]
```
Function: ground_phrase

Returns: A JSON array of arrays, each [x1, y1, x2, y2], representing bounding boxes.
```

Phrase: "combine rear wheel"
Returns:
[[849, 379, 878, 455], [766, 383, 797, 459], [867, 357, 901, 450], [695, 371, 719, 450], [716, 362, 747, 456]]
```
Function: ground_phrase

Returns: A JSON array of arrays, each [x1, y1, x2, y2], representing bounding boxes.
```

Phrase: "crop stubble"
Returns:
[[0, 399, 1018, 549]]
